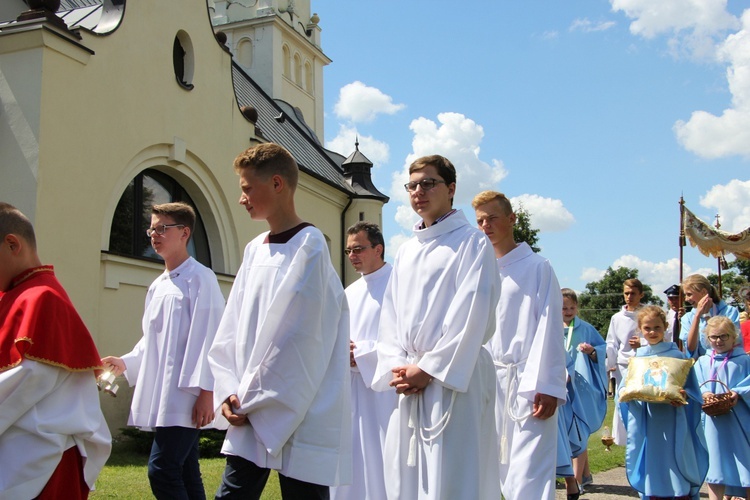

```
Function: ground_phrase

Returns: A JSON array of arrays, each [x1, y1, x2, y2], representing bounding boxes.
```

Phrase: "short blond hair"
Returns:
[[471, 190, 512, 215], [705, 316, 737, 342]]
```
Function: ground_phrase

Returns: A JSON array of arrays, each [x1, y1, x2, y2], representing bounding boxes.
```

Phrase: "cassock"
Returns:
[[556, 352, 575, 478], [0, 266, 111, 499], [121, 257, 225, 429], [605, 306, 641, 445], [208, 224, 351, 487], [564, 317, 607, 453], [373, 210, 501, 500], [331, 263, 397, 500], [620, 342, 708, 499], [487, 242, 567, 500], [695, 347, 750, 492], [680, 300, 741, 358]]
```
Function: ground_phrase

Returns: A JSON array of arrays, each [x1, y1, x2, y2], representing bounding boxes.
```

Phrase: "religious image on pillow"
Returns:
[[619, 356, 693, 404]]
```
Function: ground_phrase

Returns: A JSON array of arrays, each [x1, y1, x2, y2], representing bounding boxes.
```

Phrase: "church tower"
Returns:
[[210, 0, 329, 142]]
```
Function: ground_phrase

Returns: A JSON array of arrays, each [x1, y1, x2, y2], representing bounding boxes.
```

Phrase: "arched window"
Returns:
[[237, 38, 253, 69], [282, 45, 291, 78], [109, 169, 211, 267], [304, 61, 313, 93], [294, 53, 302, 86]]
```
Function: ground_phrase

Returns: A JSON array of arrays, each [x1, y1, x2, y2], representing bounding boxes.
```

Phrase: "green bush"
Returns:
[[117, 428, 227, 458]]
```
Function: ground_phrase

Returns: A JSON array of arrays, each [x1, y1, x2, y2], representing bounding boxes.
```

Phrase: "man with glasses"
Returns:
[[102, 202, 225, 499], [332, 222, 396, 500], [372, 155, 501, 499]]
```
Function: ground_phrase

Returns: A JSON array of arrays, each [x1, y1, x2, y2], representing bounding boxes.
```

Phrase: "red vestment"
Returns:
[[0, 266, 102, 373], [0, 266, 105, 498]]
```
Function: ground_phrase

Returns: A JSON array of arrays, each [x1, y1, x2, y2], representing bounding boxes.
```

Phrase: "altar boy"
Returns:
[[209, 143, 351, 499]]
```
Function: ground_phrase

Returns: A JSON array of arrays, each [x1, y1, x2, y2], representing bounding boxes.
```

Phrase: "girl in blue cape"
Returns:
[[695, 316, 750, 500], [621, 306, 708, 500], [561, 288, 607, 489]]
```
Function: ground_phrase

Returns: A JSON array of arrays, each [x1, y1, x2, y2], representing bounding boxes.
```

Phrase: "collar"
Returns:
[[10, 265, 54, 289]]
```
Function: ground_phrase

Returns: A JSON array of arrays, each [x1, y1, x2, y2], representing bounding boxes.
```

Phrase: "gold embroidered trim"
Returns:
[[11, 266, 54, 288]]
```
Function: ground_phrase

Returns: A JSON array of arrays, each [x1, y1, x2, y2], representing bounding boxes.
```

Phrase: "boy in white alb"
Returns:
[[102, 202, 225, 499], [331, 222, 397, 500], [473, 191, 567, 500], [373, 155, 501, 500], [605, 278, 644, 446], [208, 143, 351, 499]]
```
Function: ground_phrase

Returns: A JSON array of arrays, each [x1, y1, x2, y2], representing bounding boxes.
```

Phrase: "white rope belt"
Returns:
[[494, 358, 531, 464], [404, 351, 456, 467]]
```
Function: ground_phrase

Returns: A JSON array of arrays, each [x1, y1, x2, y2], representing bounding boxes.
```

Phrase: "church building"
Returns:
[[0, 0, 387, 427]]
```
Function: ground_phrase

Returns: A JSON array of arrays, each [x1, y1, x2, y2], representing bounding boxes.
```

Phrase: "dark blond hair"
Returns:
[[623, 278, 643, 294], [561, 288, 578, 304], [152, 202, 195, 241], [0, 202, 36, 249], [234, 143, 299, 190], [682, 274, 721, 303], [637, 305, 667, 329]]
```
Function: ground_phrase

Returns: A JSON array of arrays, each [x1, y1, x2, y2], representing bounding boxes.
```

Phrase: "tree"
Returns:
[[513, 203, 540, 253], [730, 258, 750, 281], [707, 270, 749, 311], [578, 267, 663, 336]]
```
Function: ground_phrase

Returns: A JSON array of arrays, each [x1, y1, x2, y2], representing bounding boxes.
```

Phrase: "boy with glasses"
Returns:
[[373, 155, 501, 499], [102, 201, 225, 499]]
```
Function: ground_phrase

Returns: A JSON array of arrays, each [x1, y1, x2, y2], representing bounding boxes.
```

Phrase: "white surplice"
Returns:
[[208, 226, 351, 487], [0, 360, 111, 499], [373, 210, 501, 500], [121, 256, 225, 429], [487, 242, 567, 500], [331, 262, 397, 500], [605, 305, 642, 445]]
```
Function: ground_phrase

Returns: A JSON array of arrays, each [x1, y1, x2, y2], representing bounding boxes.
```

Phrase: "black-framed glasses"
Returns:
[[707, 334, 731, 342], [404, 178, 446, 193], [344, 245, 374, 256], [146, 224, 185, 237]]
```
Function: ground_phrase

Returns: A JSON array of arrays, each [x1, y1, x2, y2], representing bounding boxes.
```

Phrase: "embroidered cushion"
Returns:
[[619, 356, 693, 404]]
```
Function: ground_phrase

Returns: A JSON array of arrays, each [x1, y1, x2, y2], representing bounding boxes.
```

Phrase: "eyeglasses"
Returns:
[[404, 178, 446, 193], [707, 334, 731, 342], [344, 245, 374, 256], [146, 224, 185, 237]]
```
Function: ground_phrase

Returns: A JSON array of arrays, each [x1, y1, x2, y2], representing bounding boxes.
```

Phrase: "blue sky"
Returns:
[[315, 0, 750, 297]]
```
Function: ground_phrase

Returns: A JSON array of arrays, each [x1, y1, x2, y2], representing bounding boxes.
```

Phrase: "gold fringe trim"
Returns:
[[11, 265, 54, 288]]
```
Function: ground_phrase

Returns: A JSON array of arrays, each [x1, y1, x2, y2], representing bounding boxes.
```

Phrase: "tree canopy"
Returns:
[[513, 203, 540, 253], [578, 266, 663, 336]]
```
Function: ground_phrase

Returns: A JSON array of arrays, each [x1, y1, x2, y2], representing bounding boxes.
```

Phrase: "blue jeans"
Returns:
[[147, 426, 205, 500], [215, 454, 329, 500]]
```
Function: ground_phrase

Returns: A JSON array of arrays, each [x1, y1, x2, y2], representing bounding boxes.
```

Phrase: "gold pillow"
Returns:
[[619, 356, 693, 404]]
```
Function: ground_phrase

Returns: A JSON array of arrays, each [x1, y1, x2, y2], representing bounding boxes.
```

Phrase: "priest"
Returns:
[[0, 202, 111, 499]]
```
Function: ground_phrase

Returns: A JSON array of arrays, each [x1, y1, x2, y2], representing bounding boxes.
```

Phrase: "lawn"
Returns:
[[91, 400, 624, 498]]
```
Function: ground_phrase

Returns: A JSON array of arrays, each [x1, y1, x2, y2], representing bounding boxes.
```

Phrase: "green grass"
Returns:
[[90, 441, 281, 499], [587, 398, 626, 473], [92, 399, 624, 498]]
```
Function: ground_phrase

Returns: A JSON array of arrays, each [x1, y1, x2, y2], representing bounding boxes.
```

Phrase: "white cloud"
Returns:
[[580, 267, 606, 283], [569, 18, 616, 33], [510, 194, 575, 232], [610, 0, 737, 39], [333, 81, 405, 123], [674, 10, 750, 158], [388, 113, 509, 224], [541, 30, 559, 40], [386, 233, 412, 260], [699, 179, 750, 232], [325, 125, 390, 167]]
